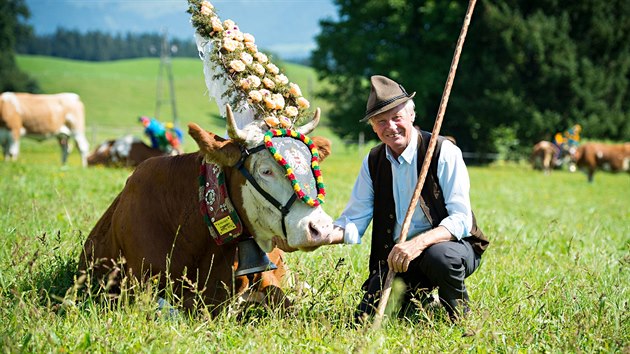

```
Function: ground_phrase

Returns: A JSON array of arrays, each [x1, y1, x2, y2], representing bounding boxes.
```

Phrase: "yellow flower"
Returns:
[[229, 60, 246, 72], [239, 78, 252, 90], [254, 52, 268, 63], [266, 63, 280, 75], [275, 74, 289, 85], [297, 97, 310, 109], [264, 97, 276, 110], [284, 106, 298, 117], [264, 116, 280, 127], [263, 78, 275, 89], [289, 83, 302, 97]]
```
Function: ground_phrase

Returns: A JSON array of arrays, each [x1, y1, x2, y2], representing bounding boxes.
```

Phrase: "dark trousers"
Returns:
[[356, 239, 481, 320]]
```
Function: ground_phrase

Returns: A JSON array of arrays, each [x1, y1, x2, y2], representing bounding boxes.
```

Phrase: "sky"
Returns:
[[23, 0, 338, 60]]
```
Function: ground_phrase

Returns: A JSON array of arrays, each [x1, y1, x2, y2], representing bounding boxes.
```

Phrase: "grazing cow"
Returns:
[[79, 105, 335, 314], [87, 135, 168, 168], [531, 140, 560, 174], [573, 142, 630, 182], [0, 92, 90, 166]]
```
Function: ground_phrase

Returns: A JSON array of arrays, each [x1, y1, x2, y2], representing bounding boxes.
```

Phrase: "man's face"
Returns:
[[370, 102, 415, 157]]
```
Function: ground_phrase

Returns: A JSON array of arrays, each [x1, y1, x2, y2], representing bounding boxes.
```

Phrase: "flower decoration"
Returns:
[[263, 129, 326, 207], [188, 0, 313, 130]]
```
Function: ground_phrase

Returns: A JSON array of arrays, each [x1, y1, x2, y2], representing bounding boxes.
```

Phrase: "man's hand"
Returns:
[[387, 226, 454, 273], [272, 236, 298, 253]]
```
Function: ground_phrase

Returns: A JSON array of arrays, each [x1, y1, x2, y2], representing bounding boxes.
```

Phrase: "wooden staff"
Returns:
[[371, 0, 478, 330]]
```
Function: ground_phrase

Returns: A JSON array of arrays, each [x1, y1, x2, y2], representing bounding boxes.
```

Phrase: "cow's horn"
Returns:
[[296, 108, 320, 136], [225, 104, 248, 141]]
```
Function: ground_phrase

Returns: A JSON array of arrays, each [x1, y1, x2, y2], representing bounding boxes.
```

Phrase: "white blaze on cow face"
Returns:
[[238, 138, 333, 252]]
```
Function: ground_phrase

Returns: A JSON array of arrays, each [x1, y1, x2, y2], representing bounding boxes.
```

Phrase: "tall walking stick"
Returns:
[[371, 0, 477, 330]]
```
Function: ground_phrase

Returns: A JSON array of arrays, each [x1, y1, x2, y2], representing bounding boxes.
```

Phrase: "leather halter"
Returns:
[[233, 143, 298, 239]]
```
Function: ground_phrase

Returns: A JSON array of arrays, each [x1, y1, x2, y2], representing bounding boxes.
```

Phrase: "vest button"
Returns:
[[384, 244, 389, 249], [389, 214, 394, 219], [387, 229, 391, 234]]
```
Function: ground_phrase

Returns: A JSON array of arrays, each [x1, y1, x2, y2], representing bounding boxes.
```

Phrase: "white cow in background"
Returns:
[[0, 92, 90, 167]]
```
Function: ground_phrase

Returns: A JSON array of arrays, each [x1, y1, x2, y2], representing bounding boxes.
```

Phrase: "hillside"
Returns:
[[15, 55, 337, 149]]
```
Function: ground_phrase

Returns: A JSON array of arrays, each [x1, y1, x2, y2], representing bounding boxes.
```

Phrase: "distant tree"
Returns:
[[312, 0, 630, 154], [0, 0, 39, 92]]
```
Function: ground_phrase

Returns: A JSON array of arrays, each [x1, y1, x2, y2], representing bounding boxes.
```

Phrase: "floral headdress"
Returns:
[[188, 0, 312, 130]]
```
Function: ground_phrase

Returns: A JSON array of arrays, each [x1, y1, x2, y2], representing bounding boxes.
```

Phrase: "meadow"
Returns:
[[0, 56, 628, 352]]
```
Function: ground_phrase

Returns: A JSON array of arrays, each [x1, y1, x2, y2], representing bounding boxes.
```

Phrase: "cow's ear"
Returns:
[[188, 123, 241, 166], [311, 136, 332, 162]]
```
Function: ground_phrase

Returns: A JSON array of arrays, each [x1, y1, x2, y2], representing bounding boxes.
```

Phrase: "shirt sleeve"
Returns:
[[436, 140, 473, 240], [333, 154, 374, 244]]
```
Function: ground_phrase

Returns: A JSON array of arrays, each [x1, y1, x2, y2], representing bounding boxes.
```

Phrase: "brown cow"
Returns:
[[87, 135, 168, 168], [573, 142, 630, 182], [79, 105, 336, 314], [0, 92, 90, 166], [531, 140, 561, 174]]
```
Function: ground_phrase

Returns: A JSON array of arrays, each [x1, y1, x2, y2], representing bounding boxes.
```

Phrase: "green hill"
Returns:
[[15, 55, 336, 148]]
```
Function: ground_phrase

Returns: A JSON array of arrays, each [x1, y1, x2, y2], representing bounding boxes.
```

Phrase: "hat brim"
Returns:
[[360, 92, 416, 122]]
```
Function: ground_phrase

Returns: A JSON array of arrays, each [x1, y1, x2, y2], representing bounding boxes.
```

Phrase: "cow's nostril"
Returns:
[[308, 222, 321, 240]]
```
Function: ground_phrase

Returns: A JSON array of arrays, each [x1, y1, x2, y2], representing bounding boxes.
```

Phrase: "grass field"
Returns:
[[1, 56, 628, 352]]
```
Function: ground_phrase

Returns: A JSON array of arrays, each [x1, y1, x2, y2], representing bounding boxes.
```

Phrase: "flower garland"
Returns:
[[188, 0, 313, 130], [264, 129, 325, 207]]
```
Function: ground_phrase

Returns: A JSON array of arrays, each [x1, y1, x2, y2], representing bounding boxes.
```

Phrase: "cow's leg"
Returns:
[[0, 129, 12, 161], [8, 131, 20, 161], [73, 132, 90, 167], [58, 134, 70, 165]]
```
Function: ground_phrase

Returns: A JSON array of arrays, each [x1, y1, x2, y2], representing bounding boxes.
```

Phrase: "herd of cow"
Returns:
[[2, 91, 629, 315], [530, 139, 630, 182]]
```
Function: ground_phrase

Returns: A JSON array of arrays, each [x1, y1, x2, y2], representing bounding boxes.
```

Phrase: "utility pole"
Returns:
[[155, 28, 179, 128]]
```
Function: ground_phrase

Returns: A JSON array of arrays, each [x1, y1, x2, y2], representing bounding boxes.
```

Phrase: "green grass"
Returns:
[[1, 56, 628, 352]]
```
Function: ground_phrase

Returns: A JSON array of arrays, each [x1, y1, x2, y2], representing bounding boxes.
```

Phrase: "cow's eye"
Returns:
[[260, 168, 273, 177]]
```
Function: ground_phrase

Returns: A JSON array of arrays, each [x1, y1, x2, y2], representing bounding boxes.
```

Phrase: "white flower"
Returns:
[[279, 116, 292, 128], [247, 75, 261, 88], [243, 33, 255, 43], [248, 90, 263, 103], [264, 96, 276, 110], [259, 89, 271, 98], [240, 78, 252, 90], [284, 106, 298, 117], [240, 52, 253, 65], [272, 93, 285, 110], [263, 77, 275, 89], [210, 17, 223, 32], [275, 74, 289, 85], [266, 63, 279, 75], [245, 42, 258, 53], [229, 60, 246, 72], [297, 97, 310, 109], [289, 83, 302, 97], [223, 19, 236, 31], [222, 38, 238, 52], [200, 2, 213, 16], [254, 52, 268, 63], [264, 116, 280, 127], [252, 63, 265, 76]]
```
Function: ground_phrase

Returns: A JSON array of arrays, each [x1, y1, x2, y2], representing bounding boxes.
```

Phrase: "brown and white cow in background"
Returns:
[[531, 140, 560, 174], [0, 92, 90, 166], [79, 105, 335, 314], [87, 135, 168, 168], [572, 142, 630, 182]]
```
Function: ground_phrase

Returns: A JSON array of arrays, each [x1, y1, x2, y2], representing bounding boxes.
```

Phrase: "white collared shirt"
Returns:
[[334, 129, 473, 244]]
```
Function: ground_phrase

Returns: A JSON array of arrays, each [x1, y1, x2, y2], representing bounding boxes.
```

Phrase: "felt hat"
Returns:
[[361, 75, 416, 122]]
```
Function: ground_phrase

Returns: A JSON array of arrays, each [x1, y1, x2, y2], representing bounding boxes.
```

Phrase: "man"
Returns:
[[276, 75, 488, 321]]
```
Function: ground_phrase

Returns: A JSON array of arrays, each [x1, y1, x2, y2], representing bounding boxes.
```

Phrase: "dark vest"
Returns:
[[367, 130, 489, 274]]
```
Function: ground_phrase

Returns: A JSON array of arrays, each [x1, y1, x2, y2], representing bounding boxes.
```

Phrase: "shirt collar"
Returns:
[[385, 128, 418, 165]]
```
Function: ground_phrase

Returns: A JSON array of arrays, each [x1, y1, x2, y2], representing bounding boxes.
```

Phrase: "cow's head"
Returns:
[[189, 105, 334, 252]]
